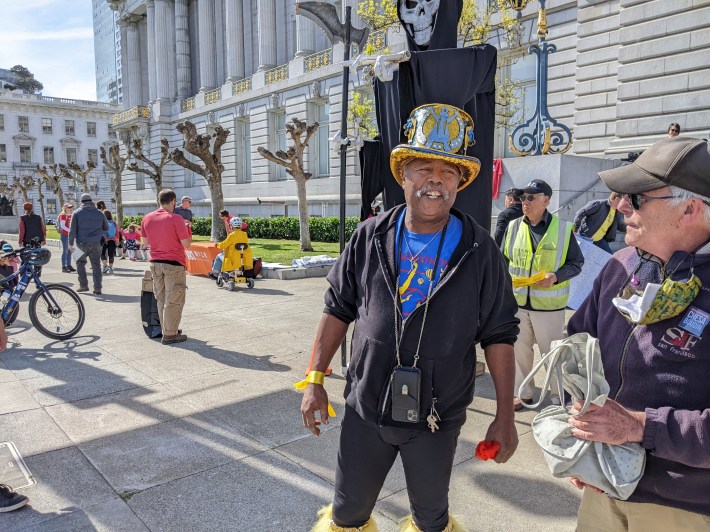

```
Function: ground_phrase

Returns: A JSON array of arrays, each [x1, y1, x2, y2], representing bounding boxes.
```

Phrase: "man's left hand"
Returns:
[[484, 417, 518, 463], [568, 399, 645, 445], [534, 273, 557, 288]]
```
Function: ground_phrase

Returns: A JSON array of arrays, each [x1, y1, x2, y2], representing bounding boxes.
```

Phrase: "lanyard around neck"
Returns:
[[393, 219, 448, 368]]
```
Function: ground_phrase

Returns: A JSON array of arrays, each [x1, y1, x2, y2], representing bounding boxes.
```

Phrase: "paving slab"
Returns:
[[0, 381, 42, 414], [0, 408, 73, 456], [0, 345, 122, 381], [78, 413, 267, 493], [0, 447, 120, 531]]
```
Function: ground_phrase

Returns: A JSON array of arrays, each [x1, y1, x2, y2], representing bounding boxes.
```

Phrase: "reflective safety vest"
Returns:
[[504, 215, 574, 310]]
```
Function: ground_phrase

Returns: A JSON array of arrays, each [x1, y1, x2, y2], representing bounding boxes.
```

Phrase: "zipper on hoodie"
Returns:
[[614, 324, 637, 401]]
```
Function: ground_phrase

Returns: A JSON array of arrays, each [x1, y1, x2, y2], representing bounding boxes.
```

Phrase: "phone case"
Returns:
[[390, 367, 421, 423]]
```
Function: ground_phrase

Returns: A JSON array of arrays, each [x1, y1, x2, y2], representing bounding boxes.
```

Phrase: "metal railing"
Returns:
[[113, 105, 151, 126], [304, 48, 333, 72], [265, 65, 288, 85], [181, 97, 195, 113], [233, 78, 252, 95], [353, 28, 388, 55], [205, 88, 221, 105]]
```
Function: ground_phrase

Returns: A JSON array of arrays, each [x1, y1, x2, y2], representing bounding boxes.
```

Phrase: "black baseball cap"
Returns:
[[599, 137, 710, 196], [521, 179, 553, 197]]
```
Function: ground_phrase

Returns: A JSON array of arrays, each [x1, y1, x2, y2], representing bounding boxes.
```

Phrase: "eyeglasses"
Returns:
[[520, 194, 542, 202], [670, 129, 680, 133], [624, 193, 680, 211]]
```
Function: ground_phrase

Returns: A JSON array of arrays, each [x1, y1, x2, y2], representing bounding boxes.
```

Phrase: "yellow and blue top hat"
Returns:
[[390, 103, 481, 191]]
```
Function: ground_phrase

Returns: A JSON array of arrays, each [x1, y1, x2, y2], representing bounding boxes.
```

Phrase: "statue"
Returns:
[[0, 196, 13, 216]]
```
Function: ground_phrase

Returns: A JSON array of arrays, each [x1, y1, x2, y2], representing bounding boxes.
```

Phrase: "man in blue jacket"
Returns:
[[69, 193, 108, 295], [300, 104, 520, 532], [567, 137, 710, 529]]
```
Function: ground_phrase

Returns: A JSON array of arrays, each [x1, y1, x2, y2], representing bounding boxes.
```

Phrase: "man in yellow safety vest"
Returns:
[[502, 179, 584, 410]]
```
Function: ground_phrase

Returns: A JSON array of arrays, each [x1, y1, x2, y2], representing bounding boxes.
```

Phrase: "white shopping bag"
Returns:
[[71, 245, 85, 263]]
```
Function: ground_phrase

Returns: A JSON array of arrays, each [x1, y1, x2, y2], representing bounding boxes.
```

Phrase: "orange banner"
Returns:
[[185, 242, 220, 276]]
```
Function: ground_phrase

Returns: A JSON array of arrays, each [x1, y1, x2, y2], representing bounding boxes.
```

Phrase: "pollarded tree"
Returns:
[[35, 177, 46, 220], [13, 175, 35, 204], [100, 145, 129, 228], [257, 117, 319, 252], [126, 138, 172, 198], [68, 161, 97, 194], [36, 164, 68, 208], [171, 121, 230, 241]]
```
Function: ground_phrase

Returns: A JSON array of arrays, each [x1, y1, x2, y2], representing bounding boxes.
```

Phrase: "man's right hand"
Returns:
[[301, 383, 330, 436], [569, 478, 604, 494]]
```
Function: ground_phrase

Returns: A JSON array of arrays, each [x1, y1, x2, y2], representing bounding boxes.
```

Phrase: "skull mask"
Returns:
[[400, 0, 441, 47]]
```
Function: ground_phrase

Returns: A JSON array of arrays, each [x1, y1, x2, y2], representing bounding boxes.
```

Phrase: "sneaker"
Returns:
[[162, 334, 187, 345], [93, 290, 102, 295], [119, 256, 126, 260], [67, 266, 76, 272], [62, 267, 69, 273], [0, 484, 29, 512], [109, 268, 114, 274], [76, 286, 89, 293], [102, 265, 109, 273]]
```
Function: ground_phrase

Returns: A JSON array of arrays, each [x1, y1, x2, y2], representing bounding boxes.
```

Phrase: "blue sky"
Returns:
[[0, 0, 97, 101]]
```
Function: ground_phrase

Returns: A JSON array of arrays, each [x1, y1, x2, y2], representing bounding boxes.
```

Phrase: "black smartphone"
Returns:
[[390, 366, 421, 423]]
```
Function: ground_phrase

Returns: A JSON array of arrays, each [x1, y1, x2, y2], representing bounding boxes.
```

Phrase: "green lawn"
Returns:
[[45, 226, 340, 265]]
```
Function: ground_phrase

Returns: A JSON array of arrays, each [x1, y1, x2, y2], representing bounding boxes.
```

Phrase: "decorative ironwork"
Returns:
[[181, 97, 195, 113], [205, 88, 221, 105], [304, 48, 333, 73], [368, 29, 387, 52], [508, 0, 531, 11], [113, 106, 151, 126], [265, 65, 288, 85], [233, 78, 252, 95], [508, 0, 572, 156]]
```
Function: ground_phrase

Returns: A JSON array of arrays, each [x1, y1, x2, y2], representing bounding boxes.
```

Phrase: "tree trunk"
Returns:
[[294, 175, 313, 251], [38, 185, 46, 221], [113, 173, 124, 228], [208, 176, 226, 241], [54, 182, 65, 209], [81, 178, 89, 194]]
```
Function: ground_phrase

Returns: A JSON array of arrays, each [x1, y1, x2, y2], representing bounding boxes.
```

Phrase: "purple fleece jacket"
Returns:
[[568, 244, 710, 517]]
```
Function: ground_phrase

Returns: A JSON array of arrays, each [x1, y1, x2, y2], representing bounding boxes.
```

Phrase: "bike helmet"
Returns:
[[1, 243, 12, 254], [229, 217, 243, 229], [22, 248, 51, 266]]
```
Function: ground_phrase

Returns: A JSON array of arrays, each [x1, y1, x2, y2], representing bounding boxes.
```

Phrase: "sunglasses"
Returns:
[[624, 193, 680, 211], [520, 194, 543, 202], [670, 129, 680, 133]]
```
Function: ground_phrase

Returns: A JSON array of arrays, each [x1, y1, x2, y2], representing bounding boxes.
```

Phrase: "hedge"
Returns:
[[122, 215, 359, 243]]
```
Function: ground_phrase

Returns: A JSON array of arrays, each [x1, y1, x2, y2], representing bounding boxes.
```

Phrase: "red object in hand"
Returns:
[[475, 441, 500, 461]]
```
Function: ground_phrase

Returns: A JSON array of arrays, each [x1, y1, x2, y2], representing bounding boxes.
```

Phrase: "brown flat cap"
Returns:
[[599, 137, 710, 196]]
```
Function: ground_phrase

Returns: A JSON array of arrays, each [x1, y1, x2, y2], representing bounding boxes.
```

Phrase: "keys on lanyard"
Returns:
[[427, 398, 441, 433]]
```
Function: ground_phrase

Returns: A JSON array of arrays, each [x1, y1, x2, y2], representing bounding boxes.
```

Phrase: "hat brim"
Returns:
[[390, 146, 481, 191], [598, 163, 667, 194]]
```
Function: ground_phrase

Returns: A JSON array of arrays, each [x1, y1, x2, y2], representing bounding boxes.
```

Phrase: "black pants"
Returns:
[[101, 240, 117, 264], [333, 406, 460, 532]]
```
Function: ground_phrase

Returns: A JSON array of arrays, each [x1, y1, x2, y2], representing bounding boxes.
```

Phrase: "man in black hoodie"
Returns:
[[301, 104, 520, 532], [494, 188, 523, 246]]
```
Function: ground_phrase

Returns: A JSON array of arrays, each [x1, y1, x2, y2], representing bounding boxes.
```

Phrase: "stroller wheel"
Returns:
[[227, 281, 236, 292], [247, 278, 255, 289], [216, 275, 224, 287]]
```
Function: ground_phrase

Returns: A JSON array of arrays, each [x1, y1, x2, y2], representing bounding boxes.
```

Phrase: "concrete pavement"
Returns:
[[0, 251, 581, 531]]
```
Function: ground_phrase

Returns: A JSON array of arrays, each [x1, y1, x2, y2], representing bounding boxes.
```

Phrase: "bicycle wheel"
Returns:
[[29, 284, 85, 340]]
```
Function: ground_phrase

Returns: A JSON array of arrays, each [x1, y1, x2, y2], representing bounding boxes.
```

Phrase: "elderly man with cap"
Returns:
[[18, 201, 46, 248], [566, 137, 710, 530], [494, 188, 523, 247], [69, 193, 108, 295], [300, 104, 520, 532], [173, 196, 193, 235], [501, 179, 584, 410]]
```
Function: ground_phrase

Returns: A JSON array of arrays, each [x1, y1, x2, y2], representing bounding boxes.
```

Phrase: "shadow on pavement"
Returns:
[[172, 339, 291, 373]]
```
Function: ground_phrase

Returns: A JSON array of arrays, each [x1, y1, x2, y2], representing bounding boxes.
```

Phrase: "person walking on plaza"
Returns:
[[173, 196, 193, 235], [567, 137, 710, 529], [58, 203, 75, 272], [101, 210, 119, 274], [69, 193, 108, 295], [494, 188, 523, 246], [141, 189, 191, 345], [18, 202, 46, 247], [301, 104, 520, 532], [574, 192, 626, 254], [501, 179, 584, 411]]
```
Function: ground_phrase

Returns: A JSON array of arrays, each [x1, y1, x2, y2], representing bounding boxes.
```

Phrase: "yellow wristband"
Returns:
[[294, 371, 336, 418]]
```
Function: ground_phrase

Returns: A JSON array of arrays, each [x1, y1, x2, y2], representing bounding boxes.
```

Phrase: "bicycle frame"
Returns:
[[1, 262, 55, 323]]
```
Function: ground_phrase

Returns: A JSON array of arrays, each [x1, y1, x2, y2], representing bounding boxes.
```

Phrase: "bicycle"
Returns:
[[0, 241, 85, 340]]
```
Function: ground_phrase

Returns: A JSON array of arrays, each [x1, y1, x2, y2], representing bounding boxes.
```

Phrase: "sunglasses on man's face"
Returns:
[[521, 194, 543, 202], [624, 193, 680, 211]]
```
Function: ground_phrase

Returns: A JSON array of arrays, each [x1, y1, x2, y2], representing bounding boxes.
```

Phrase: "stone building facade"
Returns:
[[106, 0, 710, 218], [0, 89, 121, 217]]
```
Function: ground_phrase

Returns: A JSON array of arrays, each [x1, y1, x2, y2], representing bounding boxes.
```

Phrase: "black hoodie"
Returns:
[[324, 205, 519, 431]]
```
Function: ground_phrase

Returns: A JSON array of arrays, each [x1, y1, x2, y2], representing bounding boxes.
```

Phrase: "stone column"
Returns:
[[225, 0, 245, 81], [198, 0, 218, 90], [296, 13, 315, 57], [118, 19, 131, 108], [165, 0, 178, 100], [154, 0, 171, 100], [257, 0, 277, 71], [145, 1, 157, 102], [175, 0, 192, 98], [126, 16, 142, 107]]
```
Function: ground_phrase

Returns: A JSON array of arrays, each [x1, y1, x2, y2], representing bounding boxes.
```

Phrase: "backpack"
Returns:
[[107, 221, 117, 239]]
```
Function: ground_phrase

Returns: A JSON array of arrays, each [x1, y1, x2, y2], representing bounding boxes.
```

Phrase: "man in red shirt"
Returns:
[[141, 189, 192, 344]]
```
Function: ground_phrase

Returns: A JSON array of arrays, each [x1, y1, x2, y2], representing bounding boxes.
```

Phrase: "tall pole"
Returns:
[[338, 6, 352, 372]]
